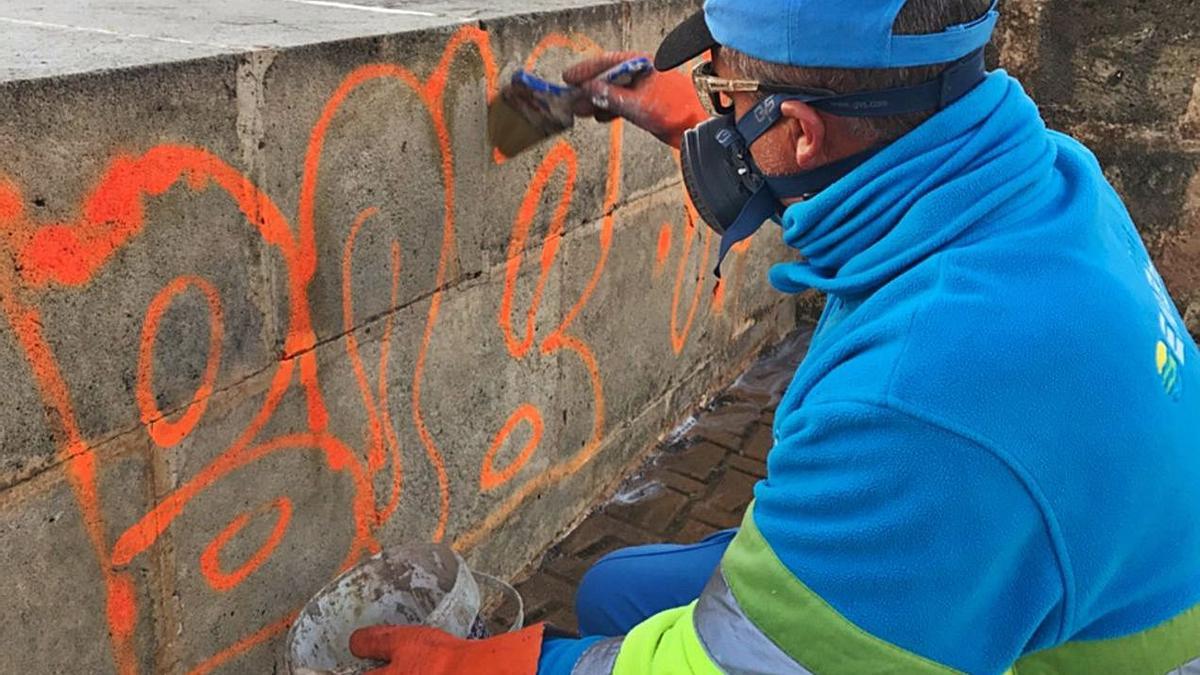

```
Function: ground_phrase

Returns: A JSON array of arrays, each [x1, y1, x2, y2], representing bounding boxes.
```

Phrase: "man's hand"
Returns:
[[563, 51, 708, 149], [348, 623, 543, 675]]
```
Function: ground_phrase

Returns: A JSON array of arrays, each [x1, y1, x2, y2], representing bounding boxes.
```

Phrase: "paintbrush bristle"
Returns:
[[488, 79, 576, 158], [488, 97, 552, 158]]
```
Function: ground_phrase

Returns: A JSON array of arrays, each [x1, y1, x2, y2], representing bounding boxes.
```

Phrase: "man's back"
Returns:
[[754, 71, 1200, 672]]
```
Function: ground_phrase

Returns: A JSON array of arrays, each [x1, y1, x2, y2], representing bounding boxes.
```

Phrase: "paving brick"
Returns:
[[647, 467, 707, 496], [693, 426, 745, 451], [514, 572, 576, 617], [544, 607, 579, 633], [697, 401, 762, 438], [711, 469, 760, 514], [524, 605, 554, 626], [556, 513, 652, 557], [488, 588, 531, 635], [672, 518, 720, 544], [727, 454, 767, 479], [740, 388, 778, 409], [606, 488, 689, 532], [688, 502, 745, 530], [543, 552, 593, 585], [742, 424, 775, 462], [659, 441, 727, 481]]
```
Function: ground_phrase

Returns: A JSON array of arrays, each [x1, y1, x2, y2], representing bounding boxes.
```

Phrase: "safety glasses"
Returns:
[[690, 60, 837, 116]]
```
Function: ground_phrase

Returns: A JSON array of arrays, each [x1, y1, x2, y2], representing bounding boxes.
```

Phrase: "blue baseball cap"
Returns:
[[654, 0, 999, 71]]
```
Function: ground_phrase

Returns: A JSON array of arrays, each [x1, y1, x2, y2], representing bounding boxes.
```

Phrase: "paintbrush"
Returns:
[[488, 56, 652, 158]]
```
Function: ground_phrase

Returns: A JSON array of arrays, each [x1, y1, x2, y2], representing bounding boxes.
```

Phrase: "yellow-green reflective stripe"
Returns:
[[723, 504, 959, 674], [1013, 603, 1200, 675], [611, 602, 723, 675]]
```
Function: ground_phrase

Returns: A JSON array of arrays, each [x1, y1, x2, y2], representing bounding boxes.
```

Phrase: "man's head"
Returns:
[[658, 0, 996, 186], [716, 0, 994, 179], [658, 0, 998, 271]]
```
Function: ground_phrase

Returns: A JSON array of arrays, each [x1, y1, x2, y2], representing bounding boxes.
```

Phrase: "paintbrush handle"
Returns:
[[599, 57, 653, 87]]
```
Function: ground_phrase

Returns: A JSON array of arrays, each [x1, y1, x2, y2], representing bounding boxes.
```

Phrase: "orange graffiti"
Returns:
[[655, 221, 673, 275], [187, 612, 298, 675], [712, 277, 727, 313], [136, 275, 224, 448], [480, 404, 545, 491], [201, 497, 294, 592], [499, 141, 577, 357], [454, 109, 621, 554], [523, 33, 600, 70], [106, 573, 139, 644], [341, 207, 405, 524], [668, 208, 714, 354], [0, 22, 753, 674]]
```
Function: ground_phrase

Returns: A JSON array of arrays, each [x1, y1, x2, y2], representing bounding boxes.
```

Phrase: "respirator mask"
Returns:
[[681, 48, 988, 275]]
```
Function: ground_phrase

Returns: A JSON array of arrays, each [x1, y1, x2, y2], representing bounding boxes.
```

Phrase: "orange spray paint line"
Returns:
[[499, 141, 578, 358], [136, 276, 225, 448], [200, 497, 294, 592], [480, 404, 545, 491]]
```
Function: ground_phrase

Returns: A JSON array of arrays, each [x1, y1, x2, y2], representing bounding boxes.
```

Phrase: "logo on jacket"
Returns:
[[1157, 339, 1182, 399], [1146, 264, 1186, 400]]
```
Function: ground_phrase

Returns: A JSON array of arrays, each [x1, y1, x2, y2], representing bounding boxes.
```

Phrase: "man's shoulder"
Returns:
[[888, 246, 1152, 398], [806, 241, 1177, 450]]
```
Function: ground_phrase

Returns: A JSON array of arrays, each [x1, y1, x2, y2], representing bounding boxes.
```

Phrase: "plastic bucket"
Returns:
[[285, 543, 522, 675]]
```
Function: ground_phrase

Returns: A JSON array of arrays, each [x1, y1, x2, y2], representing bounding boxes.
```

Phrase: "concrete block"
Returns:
[[620, 0, 702, 199], [1154, 168, 1200, 326], [166, 397, 364, 673], [0, 318, 59, 489], [256, 29, 467, 347], [992, 0, 1049, 88], [0, 56, 277, 445], [307, 304, 431, 544], [555, 192, 702, 428], [0, 445, 158, 675], [416, 252, 585, 539], [1182, 68, 1200, 140]]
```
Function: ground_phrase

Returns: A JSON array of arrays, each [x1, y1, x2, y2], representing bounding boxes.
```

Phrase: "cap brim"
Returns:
[[654, 10, 717, 71]]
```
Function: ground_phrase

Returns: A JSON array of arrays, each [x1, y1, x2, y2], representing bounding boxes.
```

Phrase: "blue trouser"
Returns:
[[538, 529, 737, 673]]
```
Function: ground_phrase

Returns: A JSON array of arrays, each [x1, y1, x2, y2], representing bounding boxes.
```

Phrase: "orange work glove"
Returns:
[[349, 623, 544, 675], [563, 51, 709, 150]]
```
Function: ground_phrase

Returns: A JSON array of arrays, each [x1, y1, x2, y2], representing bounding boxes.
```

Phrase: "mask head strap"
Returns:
[[734, 48, 987, 143], [707, 48, 987, 276]]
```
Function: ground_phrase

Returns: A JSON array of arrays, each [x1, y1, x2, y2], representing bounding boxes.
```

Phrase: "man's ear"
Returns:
[[780, 100, 826, 169]]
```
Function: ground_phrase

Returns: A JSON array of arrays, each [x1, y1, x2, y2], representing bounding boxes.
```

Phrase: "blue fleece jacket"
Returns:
[[541, 71, 1200, 673], [758, 71, 1200, 671]]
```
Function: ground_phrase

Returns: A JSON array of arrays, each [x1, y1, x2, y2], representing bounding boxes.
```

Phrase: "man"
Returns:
[[349, 0, 1200, 672]]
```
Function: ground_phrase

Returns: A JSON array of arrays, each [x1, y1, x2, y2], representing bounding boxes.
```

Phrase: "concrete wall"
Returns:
[[0, 2, 799, 672], [993, 0, 1200, 336]]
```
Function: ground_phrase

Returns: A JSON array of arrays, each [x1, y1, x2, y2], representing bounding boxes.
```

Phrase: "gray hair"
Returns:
[[723, 0, 994, 142]]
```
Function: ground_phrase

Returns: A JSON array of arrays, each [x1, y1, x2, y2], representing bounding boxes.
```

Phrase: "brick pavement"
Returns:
[[494, 328, 813, 633]]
